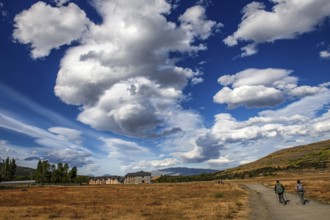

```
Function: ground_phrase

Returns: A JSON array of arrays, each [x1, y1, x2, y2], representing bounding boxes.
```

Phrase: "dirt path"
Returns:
[[244, 184, 330, 220]]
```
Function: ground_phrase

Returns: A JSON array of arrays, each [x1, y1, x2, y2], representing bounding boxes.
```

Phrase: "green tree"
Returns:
[[42, 160, 51, 183], [63, 163, 69, 183], [53, 162, 64, 183], [1, 157, 16, 180], [34, 160, 50, 183], [69, 166, 77, 182], [35, 160, 43, 183], [34, 160, 79, 184], [9, 158, 16, 180], [50, 164, 56, 183]]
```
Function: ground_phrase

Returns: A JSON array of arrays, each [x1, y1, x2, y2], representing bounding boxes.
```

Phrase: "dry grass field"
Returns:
[[0, 182, 248, 220]]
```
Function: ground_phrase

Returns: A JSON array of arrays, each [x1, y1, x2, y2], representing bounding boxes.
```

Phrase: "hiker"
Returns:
[[296, 180, 308, 205], [274, 180, 286, 204]]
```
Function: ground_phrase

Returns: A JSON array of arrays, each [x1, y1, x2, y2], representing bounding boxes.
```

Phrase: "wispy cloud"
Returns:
[[0, 112, 94, 167]]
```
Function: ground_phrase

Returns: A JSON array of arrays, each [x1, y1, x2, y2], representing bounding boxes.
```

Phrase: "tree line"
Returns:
[[34, 160, 78, 184], [0, 157, 17, 181], [1, 157, 89, 184]]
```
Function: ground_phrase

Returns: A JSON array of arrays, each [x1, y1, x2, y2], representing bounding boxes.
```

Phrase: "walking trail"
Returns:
[[245, 183, 330, 220]]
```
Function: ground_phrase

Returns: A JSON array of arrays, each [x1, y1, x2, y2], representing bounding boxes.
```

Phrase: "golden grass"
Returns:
[[0, 182, 248, 220]]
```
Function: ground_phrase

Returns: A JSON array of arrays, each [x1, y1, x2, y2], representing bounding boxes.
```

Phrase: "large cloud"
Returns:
[[13, 2, 90, 59], [224, 0, 330, 57], [53, 0, 220, 138], [177, 91, 330, 164], [214, 68, 327, 109]]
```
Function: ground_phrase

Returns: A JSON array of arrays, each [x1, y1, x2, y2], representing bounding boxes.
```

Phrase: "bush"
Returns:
[[215, 192, 224, 198]]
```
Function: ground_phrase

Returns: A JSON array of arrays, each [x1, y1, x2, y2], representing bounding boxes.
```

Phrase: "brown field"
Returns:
[[0, 182, 248, 220]]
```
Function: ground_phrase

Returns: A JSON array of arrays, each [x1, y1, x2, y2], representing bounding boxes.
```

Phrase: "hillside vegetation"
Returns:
[[223, 139, 330, 174], [156, 139, 330, 182]]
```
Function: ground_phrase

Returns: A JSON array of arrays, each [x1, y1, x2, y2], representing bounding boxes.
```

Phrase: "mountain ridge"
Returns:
[[151, 167, 218, 176]]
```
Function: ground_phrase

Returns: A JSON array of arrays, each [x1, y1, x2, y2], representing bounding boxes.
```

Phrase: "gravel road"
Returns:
[[245, 183, 330, 220]]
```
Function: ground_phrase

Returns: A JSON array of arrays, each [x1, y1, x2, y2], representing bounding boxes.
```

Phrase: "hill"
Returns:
[[228, 139, 329, 172], [215, 139, 330, 179]]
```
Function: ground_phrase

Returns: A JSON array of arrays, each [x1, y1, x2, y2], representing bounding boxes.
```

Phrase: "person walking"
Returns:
[[296, 179, 308, 205], [274, 180, 286, 205]]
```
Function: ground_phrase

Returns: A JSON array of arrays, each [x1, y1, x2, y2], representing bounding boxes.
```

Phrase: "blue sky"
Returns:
[[1, 0, 330, 176]]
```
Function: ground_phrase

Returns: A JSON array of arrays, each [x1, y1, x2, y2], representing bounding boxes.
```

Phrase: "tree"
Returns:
[[9, 158, 16, 180], [34, 160, 43, 183], [50, 164, 56, 183], [1, 157, 16, 181], [42, 160, 51, 183], [63, 163, 69, 183], [69, 166, 77, 182], [34, 160, 79, 184]]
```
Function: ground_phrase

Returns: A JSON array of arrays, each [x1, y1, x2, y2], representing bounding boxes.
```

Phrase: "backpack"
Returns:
[[297, 183, 304, 192], [275, 183, 284, 193]]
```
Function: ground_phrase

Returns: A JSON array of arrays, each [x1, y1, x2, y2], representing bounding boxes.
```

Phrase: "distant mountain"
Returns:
[[151, 167, 218, 176]]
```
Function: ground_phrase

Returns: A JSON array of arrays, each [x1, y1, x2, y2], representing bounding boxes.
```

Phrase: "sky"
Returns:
[[1, 0, 330, 176]]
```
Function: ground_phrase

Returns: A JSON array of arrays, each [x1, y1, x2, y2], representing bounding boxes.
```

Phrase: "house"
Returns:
[[124, 171, 151, 184], [88, 176, 123, 185]]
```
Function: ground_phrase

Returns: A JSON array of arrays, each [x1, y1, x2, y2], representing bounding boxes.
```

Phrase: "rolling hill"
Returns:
[[217, 139, 330, 178]]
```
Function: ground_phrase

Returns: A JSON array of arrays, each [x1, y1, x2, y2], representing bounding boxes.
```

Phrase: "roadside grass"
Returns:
[[0, 182, 248, 219], [233, 169, 330, 204]]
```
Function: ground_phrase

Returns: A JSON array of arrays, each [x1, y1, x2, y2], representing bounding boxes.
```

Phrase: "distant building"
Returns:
[[88, 176, 123, 185], [124, 171, 151, 184]]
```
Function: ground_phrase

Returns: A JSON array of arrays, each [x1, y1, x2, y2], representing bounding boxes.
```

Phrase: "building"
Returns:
[[88, 176, 123, 185], [124, 171, 151, 184]]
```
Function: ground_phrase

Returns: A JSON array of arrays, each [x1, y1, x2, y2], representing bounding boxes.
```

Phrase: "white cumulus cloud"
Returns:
[[214, 68, 327, 109], [224, 0, 330, 57], [53, 0, 220, 138], [13, 2, 90, 59], [320, 50, 330, 59]]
